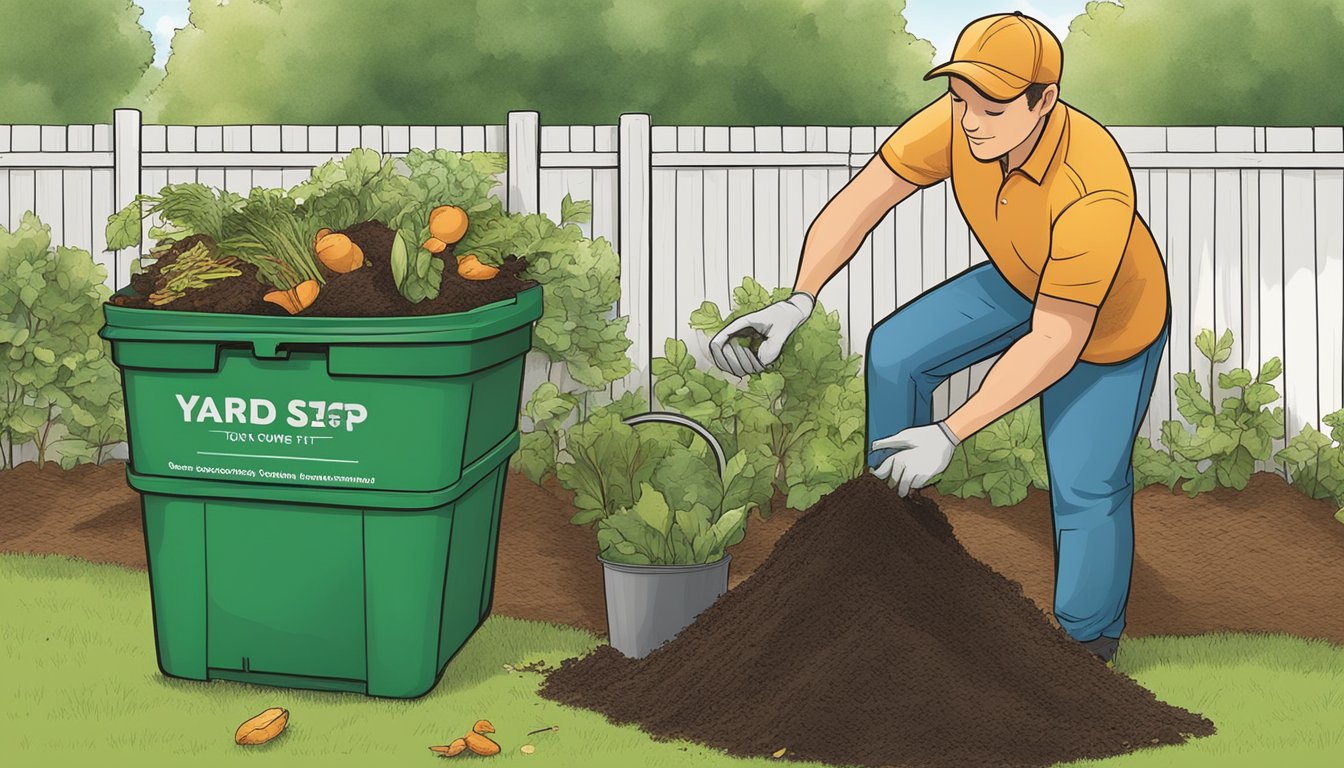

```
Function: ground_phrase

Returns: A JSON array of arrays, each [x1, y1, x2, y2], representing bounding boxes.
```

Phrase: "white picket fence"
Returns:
[[1, 110, 1342, 468]]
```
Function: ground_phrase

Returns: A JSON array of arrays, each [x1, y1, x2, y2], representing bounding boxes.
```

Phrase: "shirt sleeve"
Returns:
[[878, 94, 953, 187], [1038, 190, 1135, 307]]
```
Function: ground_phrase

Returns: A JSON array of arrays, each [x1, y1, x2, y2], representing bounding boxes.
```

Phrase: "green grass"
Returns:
[[3, 553, 1343, 768]]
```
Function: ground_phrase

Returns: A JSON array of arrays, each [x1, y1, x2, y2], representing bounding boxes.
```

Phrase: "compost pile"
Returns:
[[541, 475, 1214, 768], [108, 221, 534, 317]]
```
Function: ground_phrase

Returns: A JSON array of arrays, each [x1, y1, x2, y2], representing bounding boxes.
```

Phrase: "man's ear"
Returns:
[[1041, 83, 1060, 113]]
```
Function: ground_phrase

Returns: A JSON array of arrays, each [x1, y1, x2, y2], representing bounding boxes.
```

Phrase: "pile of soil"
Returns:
[[107, 221, 536, 317], [541, 475, 1215, 768]]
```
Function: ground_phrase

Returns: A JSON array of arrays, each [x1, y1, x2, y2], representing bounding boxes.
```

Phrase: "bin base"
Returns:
[[208, 668, 368, 695], [135, 433, 515, 699]]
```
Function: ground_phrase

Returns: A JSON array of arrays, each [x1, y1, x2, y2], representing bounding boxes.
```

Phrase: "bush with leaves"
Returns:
[[0, 213, 125, 469], [1277, 409, 1344, 522], [934, 399, 1050, 506], [670, 277, 867, 510], [1159, 329, 1285, 495]]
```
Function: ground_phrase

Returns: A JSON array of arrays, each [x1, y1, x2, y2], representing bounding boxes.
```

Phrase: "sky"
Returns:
[[131, 0, 1099, 68]]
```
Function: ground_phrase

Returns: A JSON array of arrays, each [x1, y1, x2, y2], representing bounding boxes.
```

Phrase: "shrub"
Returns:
[[1159, 329, 1285, 495], [1277, 409, 1344, 517], [0, 213, 125, 469], [675, 277, 867, 511], [934, 399, 1049, 507]]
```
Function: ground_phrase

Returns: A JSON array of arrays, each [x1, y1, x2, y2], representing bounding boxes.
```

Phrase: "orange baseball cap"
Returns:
[[924, 12, 1062, 101]]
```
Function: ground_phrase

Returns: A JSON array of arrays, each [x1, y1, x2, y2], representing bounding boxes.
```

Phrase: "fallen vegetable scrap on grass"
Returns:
[[233, 707, 288, 746], [541, 474, 1216, 768], [431, 719, 501, 758]]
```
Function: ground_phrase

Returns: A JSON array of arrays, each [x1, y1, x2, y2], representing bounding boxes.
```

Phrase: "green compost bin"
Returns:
[[99, 285, 542, 699]]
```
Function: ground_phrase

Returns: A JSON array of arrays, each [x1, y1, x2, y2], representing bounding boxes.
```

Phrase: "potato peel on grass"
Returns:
[[234, 707, 289, 746]]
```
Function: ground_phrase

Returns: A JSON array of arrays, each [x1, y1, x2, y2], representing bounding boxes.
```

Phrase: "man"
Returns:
[[707, 12, 1170, 664]]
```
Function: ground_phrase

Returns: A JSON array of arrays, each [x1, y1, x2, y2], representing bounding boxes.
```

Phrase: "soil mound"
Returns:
[[108, 221, 535, 317], [541, 474, 1214, 768]]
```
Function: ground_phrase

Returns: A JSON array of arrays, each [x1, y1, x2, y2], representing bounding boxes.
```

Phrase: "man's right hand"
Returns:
[[707, 292, 815, 376]]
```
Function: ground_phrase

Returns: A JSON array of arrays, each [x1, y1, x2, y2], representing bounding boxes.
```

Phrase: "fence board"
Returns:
[[650, 169, 679, 379], [1259, 170, 1288, 458], [1283, 169, 1319, 437], [1214, 168, 1243, 396], [1166, 170, 1193, 411], [703, 168, 731, 321], [9, 169, 35, 228], [752, 168, 781, 292], [675, 169, 706, 360], [1315, 170, 1344, 423], [35, 169, 62, 244], [92, 169, 114, 287]]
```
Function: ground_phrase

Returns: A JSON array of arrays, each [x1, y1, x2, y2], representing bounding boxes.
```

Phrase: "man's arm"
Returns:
[[942, 295, 1096, 441], [792, 156, 921, 297]]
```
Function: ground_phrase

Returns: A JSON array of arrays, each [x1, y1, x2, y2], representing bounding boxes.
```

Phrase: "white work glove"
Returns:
[[871, 422, 960, 496], [707, 292, 815, 376]]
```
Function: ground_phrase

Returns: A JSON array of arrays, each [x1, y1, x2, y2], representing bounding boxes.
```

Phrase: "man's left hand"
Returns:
[[870, 423, 959, 496]]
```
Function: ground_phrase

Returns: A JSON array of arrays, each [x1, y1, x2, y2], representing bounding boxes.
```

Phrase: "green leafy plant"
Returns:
[[1160, 329, 1285, 495], [554, 400, 684, 525], [679, 277, 866, 510], [934, 399, 1050, 506], [1277, 409, 1344, 518], [513, 382, 580, 484], [105, 182, 247, 253], [0, 213, 125, 469], [596, 440, 772, 566]]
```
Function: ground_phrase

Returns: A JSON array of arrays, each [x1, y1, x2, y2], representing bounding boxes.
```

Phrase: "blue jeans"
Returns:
[[865, 262, 1169, 642]]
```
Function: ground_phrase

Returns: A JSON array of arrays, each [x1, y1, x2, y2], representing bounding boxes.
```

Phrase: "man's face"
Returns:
[[948, 77, 1057, 162]]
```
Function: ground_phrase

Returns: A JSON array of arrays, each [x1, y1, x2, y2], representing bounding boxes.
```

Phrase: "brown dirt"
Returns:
[[107, 221, 535, 317], [540, 475, 1215, 768], [930, 473, 1344, 644], [4, 462, 1343, 650]]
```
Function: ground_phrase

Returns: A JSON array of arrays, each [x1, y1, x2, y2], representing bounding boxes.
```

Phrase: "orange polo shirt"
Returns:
[[879, 94, 1168, 364]]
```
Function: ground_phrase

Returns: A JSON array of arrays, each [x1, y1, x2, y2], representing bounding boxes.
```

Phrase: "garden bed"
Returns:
[[2, 461, 1343, 645]]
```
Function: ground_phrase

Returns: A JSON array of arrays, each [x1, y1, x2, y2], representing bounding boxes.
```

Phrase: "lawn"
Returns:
[[3, 553, 1342, 767]]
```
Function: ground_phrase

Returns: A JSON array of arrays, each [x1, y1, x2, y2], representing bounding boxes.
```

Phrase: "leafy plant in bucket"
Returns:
[[596, 442, 770, 566], [555, 401, 686, 525]]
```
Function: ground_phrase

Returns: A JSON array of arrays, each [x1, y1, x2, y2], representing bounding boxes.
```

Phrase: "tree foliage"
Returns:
[[1062, 0, 1344, 125], [0, 0, 154, 122], [151, 0, 939, 124]]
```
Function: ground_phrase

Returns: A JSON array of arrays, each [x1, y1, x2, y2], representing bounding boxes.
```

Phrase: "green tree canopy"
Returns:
[[1061, 0, 1344, 125], [150, 0, 939, 124], [0, 0, 154, 123]]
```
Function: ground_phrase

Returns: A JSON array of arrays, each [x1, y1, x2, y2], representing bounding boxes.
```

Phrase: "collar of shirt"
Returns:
[[1003, 104, 1067, 185]]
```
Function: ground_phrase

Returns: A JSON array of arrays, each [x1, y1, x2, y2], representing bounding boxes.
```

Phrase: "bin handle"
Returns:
[[621, 411, 726, 477]]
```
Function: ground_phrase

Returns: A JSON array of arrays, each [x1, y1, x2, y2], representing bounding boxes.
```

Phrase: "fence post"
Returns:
[[112, 108, 141, 291], [506, 111, 539, 215], [618, 113, 653, 406]]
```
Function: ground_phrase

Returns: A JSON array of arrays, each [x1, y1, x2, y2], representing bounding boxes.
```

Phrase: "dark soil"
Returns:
[[107, 221, 535, 317], [931, 474, 1344, 643], [540, 475, 1215, 768], [110, 234, 286, 315]]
